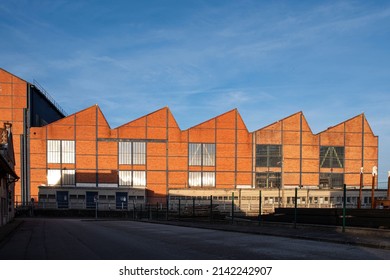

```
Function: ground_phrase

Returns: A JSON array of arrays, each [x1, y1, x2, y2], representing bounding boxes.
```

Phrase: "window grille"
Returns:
[[62, 141, 75, 164], [319, 173, 344, 188], [320, 146, 344, 168], [47, 169, 75, 186], [189, 143, 215, 166], [133, 171, 146, 186], [256, 145, 282, 167], [119, 170, 132, 186], [119, 142, 132, 165], [62, 169, 75, 185], [119, 141, 146, 165], [189, 171, 215, 187], [47, 140, 75, 164], [119, 170, 146, 187], [255, 172, 281, 188], [47, 140, 61, 163]]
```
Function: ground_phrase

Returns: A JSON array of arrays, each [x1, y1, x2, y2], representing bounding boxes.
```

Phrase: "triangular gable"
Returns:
[[0, 68, 28, 84], [317, 114, 374, 135], [254, 111, 303, 132], [363, 114, 376, 136]]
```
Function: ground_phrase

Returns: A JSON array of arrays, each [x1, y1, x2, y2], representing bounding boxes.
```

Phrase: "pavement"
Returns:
[[1, 217, 390, 250], [140, 218, 390, 250], [0, 219, 24, 244]]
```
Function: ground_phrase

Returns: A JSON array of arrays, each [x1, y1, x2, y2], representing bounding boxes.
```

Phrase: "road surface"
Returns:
[[0, 218, 389, 260]]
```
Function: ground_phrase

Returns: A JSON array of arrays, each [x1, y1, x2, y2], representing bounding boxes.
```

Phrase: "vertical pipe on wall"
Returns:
[[234, 110, 238, 189], [252, 131, 256, 188], [299, 113, 302, 188], [387, 171, 390, 200], [281, 119, 284, 190], [342, 184, 346, 233], [166, 109, 169, 198], [361, 115, 365, 177], [371, 166, 377, 209], [358, 167, 363, 209], [95, 106, 99, 188]]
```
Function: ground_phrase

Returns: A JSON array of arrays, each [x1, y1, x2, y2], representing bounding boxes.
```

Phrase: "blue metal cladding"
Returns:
[[56, 191, 69, 209], [86, 191, 98, 209], [116, 192, 128, 210], [29, 86, 66, 127]]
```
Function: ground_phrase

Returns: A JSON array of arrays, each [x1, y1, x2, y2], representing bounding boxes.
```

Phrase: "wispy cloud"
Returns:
[[1, 0, 390, 180]]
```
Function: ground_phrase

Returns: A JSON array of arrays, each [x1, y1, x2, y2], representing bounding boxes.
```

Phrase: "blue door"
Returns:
[[56, 191, 69, 209], [116, 192, 128, 210], [86, 191, 98, 209]]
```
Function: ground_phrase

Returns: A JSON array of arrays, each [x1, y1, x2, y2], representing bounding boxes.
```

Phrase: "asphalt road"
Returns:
[[0, 218, 389, 260]]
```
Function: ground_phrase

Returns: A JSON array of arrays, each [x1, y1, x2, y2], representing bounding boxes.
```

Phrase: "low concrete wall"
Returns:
[[263, 208, 390, 228]]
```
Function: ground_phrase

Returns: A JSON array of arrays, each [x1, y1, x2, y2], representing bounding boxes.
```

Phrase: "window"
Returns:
[[119, 141, 146, 165], [47, 140, 75, 164], [189, 172, 215, 187], [189, 143, 215, 166], [320, 146, 344, 168], [119, 171, 146, 187], [319, 173, 344, 189], [256, 145, 282, 167], [47, 169, 75, 186], [255, 172, 281, 188]]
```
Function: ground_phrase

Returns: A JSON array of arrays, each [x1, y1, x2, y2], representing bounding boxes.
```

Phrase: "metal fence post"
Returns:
[[231, 192, 235, 224], [294, 187, 298, 228], [178, 198, 181, 219], [192, 197, 195, 218], [258, 190, 262, 225], [343, 184, 346, 233], [210, 195, 213, 222], [166, 196, 169, 221]]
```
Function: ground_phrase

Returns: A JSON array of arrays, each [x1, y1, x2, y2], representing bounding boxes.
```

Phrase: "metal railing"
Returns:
[[32, 79, 68, 116]]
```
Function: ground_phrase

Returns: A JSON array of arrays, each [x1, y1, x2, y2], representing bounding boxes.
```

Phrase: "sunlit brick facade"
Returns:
[[0, 68, 381, 209]]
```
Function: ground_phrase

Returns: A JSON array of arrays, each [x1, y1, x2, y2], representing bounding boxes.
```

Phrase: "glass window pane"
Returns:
[[202, 144, 215, 166], [256, 172, 281, 188], [133, 171, 146, 186], [256, 145, 282, 167], [62, 169, 75, 185], [48, 169, 61, 186], [202, 172, 215, 187], [133, 142, 146, 165], [320, 146, 344, 168], [320, 173, 344, 188], [189, 172, 202, 187], [119, 142, 132, 164], [62, 141, 75, 164], [47, 140, 61, 163], [189, 144, 202, 166], [119, 171, 132, 186]]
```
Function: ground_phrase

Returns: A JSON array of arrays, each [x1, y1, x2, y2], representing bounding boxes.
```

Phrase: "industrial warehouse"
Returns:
[[0, 68, 388, 219]]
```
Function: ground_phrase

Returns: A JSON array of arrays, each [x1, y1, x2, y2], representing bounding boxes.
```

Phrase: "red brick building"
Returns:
[[0, 68, 65, 205], [0, 123, 18, 226], [0, 68, 382, 210]]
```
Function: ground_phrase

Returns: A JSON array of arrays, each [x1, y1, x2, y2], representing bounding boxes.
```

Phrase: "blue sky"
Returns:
[[1, 0, 389, 184]]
